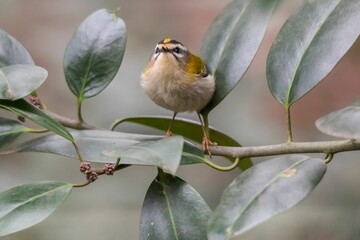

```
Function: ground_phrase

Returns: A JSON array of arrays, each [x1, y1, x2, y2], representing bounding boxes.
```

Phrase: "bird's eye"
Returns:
[[155, 47, 160, 54], [173, 47, 181, 54]]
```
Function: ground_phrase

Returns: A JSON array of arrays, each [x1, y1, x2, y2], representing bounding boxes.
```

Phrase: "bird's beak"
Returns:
[[159, 44, 170, 53]]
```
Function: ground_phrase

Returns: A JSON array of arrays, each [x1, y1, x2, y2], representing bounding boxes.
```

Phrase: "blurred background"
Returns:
[[0, 0, 359, 239]]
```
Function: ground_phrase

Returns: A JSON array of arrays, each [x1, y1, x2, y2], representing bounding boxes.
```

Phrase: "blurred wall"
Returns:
[[0, 0, 359, 239]]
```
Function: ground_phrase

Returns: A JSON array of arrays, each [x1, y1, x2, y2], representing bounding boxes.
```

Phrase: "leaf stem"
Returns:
[[324, 153, 334, 164], [72, 142, 84, 162], [157, 167, 164, 178], [285, 106, 293, 143], [72, 181, 91, 188], [26, 128, 49, 134], [109, 118, 126, 131], [113, 157, 121, 170], [203, 157, 240, 171], [77, 100, 84, 123]]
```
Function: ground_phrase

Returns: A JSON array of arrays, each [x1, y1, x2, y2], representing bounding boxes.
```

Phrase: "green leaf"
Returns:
[[0, 182, 72, 237], [0, 64, 48, 100], [0, 99, 73, 142], [316, 98, 360, 139], [140, 171, 211, 240], [6, 130, 148, 161], [64, 8, 127, 101], [104, 136, 184, 175], [208, 155, 326, 239], [0, 29, 34, 67], [0, 118, 28, 149], [5, 130, 202, 167], [200, 0, 278, 114], [267, 0, 360, 107], [112, 116, 252, 170], [181, 141, 206, 165]]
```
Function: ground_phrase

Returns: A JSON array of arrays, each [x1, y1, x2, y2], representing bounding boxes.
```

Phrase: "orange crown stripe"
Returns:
[[163, 38, 172, 43]]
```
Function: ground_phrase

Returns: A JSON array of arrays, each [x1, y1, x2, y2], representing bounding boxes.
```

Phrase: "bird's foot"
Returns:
[[202, 135, 217, 158], [165, 130, 173, 138]]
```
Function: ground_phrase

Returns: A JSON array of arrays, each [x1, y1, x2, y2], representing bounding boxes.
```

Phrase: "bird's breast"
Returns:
[[140, 55, 215, 113]]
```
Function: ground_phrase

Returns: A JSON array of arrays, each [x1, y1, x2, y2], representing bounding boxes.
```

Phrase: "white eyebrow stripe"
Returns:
[[173, 44, 187, 51], [156, 43, 187, 51]]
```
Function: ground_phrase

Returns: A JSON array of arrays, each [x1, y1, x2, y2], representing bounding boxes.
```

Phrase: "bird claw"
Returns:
[[165, 130, 173, 138], [202, 135, 217, 158]]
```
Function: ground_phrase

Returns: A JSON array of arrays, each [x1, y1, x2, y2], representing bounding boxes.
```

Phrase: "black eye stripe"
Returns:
[[153, 43, 186, 61], [173, 47, 181, 53]]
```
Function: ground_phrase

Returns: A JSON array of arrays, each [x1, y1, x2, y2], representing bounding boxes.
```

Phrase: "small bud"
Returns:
[[28, 96, 41, 108], [103, 163, 114, 175], [86, 171, 98, 182], [17, 116, 26, 123], [80, 162, 91, 173]]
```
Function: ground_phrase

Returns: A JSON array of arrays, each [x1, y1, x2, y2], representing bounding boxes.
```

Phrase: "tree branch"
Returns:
[[45, 110, 98, 130], [38, 110, 360, 161], [208, 139, 360, 159]]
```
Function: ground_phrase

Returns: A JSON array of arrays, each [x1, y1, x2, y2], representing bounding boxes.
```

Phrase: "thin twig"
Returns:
[[73, 180, 91, 188], [45, 110, 98, 130], [22, 109, 360, 163], [207, 139, 360, 159]]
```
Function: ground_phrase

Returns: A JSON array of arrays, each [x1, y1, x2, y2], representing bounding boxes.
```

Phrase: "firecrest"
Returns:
[[140, 38, 216, 154]]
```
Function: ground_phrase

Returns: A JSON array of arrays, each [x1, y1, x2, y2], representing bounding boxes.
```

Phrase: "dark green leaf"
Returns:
[[316, 98, 360, 139], [104, 136, 184, 175], [140, 171, 211, 240], [0, 182, 72, 237], [200, 0, 278, 113], [0, 118, 28, 149], [0, 64, 48, 100], [0, 29, 34, 67], [5, 130, 202, 166], [208, 155, 326, 239], [0, 99, 73, 142], [181, 141, 205, 165], [112, 116, 252, 170], [64, 9, 127, 101], [267, 0, 360, 107]]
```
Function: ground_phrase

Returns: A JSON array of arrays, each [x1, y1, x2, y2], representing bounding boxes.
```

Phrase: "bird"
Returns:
[[140, 38, 216, 155]]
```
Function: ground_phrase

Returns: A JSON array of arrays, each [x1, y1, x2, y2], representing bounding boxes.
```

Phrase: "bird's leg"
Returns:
[[197, 113, 216, 157], [166, 112, 177, 137]]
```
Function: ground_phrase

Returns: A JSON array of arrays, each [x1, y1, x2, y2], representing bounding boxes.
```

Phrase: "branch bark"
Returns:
[[208, 139, 360, 159], [40, 110, 360, 161], [45, 110, 98, 130]]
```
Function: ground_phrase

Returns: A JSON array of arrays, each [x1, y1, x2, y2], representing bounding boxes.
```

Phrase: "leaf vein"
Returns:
[[0, 184, 71, 221], [285, 0, 342, 106]]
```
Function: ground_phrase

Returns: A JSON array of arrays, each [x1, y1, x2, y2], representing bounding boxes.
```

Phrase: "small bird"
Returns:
[[141, 38, 216, 155]]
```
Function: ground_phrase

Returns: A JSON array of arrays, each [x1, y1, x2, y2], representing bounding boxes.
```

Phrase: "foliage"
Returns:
[[0, 1, 359, 239]]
